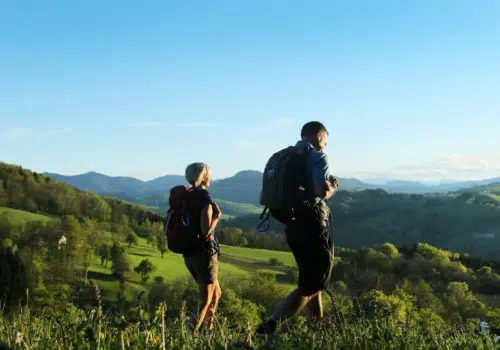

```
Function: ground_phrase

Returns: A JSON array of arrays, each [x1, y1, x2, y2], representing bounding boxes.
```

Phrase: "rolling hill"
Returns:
[[455, 181, 500, 194], [226, 188, 500, 259], [45, 170, 500, 206], [45, 171, 185, 198], [45, 169, 376, 205], [134, 193, 263, 218]]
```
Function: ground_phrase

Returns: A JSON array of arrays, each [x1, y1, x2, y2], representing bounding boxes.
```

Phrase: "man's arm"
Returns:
[[259, 189, 265, 205], [312, 153, 336, 200]]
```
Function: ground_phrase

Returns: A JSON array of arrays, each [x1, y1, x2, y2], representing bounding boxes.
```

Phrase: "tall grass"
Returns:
[[0, 283, 497, 349]]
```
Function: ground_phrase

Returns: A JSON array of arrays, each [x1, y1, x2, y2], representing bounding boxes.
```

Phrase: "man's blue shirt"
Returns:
[[295, 140, 331, 204]]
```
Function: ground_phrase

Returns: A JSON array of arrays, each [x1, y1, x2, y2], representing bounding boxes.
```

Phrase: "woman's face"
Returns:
[[202, 168, 212, 188]]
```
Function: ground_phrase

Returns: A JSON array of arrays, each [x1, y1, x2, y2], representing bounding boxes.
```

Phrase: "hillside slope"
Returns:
[[1, 162, 164, 228], [136, 193, 263, 218], [226, 189, 500, 259]]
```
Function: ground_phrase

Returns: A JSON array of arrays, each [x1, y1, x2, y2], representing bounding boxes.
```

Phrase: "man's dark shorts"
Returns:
[[285, 204, 334, 294]]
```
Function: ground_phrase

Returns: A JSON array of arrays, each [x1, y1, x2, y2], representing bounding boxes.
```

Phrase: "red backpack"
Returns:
[[164, 185, 199, 254]]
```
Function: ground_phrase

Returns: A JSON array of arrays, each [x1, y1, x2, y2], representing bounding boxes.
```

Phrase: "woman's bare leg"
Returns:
[[194, 283, 216, 333], [205, 281, 222, 330]]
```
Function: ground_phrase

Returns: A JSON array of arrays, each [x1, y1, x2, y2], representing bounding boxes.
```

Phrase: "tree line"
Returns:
[[0, 162, 163, 233]]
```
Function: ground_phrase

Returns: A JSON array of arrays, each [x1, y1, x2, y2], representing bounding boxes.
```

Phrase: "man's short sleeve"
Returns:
[[311, 152, 331, 182]]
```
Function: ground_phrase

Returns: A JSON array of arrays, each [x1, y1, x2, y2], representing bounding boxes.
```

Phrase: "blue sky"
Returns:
[[1, 0, 499, 182]]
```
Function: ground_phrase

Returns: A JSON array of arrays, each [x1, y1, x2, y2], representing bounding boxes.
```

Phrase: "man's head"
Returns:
[[300, 121, 329, 151]]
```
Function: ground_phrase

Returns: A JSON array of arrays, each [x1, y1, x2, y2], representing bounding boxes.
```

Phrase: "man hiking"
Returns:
[[257, 121, 338, 334]]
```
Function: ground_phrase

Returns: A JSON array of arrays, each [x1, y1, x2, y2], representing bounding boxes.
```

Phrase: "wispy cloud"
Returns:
[[46, 127, 73, 134], [233, 139, 252, 151], [176, 122, 219, 127], [355, 152, 500, 182], [248, 117, 295, 134], [3, 128, 35, 139], [269, 117, 294, 128], [128, 121, 164, 127], [2, 127, 73, 139], [437, 153, 500, 172]]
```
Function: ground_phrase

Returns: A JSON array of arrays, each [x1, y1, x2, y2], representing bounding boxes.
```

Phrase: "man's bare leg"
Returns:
[[305, 292, 323, 320], [257, 288, 319, 333]]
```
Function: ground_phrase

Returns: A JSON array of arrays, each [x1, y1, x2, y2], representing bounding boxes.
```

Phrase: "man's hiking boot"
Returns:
[[256, 318, 277, 335]]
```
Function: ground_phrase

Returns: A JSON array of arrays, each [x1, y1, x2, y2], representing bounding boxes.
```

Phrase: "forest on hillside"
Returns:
[[0, 162, 163, 229], [226, 188, 500, 259]]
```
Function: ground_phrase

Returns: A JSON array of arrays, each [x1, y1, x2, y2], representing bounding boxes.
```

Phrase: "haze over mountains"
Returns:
[[45, 170, 500, 204]]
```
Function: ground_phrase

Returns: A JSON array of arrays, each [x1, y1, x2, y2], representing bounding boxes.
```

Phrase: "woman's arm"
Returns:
[[200, 204, 213, 237], [200, 203, 222, 237], [207, 202, 222, 235]]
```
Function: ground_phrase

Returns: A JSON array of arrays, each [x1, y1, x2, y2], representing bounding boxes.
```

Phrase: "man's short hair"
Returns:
[[301, 121, 328, 137]]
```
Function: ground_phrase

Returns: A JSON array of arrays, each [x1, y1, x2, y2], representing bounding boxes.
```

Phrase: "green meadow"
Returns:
[[86, 236, 299, 302]]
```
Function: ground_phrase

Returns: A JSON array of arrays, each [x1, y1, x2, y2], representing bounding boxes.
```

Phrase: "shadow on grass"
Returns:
[[87, 270, 119, 282], [220, 254, 289, 273], [130, 252, 153, 258]]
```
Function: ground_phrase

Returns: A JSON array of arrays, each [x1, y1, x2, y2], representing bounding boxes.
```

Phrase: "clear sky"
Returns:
[[1, 0, 499, 182]]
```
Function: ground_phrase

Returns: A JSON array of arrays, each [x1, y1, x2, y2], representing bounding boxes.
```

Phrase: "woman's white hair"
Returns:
[[185, 162, 210, 186]]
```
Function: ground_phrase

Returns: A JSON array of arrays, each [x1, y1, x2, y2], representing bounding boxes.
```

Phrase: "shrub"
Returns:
[[269, 257, 285, 266]]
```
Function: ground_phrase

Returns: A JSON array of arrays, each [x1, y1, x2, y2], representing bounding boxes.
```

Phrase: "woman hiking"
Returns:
[[182, 162, 222, 333]]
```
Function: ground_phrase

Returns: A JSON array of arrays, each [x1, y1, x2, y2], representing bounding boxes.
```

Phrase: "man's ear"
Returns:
[[317, 132, 323, 144]]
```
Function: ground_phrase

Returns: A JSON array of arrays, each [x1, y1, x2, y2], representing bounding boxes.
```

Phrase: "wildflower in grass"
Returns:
[[15, 331, 23, 345], [99, 331, 105, 340], [151, 336, 160, 345]]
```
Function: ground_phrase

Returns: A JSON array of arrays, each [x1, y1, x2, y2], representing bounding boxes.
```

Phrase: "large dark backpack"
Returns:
[[259, 145, 311, 227], [164, 185, 200, 254]]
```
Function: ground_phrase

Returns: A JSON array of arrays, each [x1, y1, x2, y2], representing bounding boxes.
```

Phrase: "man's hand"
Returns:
[[329, 175, 339, 190]]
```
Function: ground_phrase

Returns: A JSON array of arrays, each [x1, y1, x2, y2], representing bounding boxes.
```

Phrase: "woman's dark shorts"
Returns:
[[184, 249, 219, 285]]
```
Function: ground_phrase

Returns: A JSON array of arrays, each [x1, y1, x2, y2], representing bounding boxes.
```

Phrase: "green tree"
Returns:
[[134, 259, 156, 284], [378, 242, 399, 257], [80, 219, 105, 283], [110, 241, 126, 263], [125, 232, 138, 250], [156, 234, 168, 258], [0, 246, 29, 313], [0, 213, 15, 241], [97, 244, 111, 267], [0, 179, 7, 206], [112, 255, 130, 281]]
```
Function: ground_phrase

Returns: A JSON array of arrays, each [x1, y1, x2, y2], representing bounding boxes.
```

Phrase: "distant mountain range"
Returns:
[[44, 170, 376, 204], [45, 170, 500, 204], [44, 171, 186, 199]]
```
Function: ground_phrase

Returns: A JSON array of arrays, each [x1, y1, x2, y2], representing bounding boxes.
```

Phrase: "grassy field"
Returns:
[[489, 193, 500, 202], [87, 237, 298, 301], [0, 206, 54, 224], [132, 194, 263, 220]]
